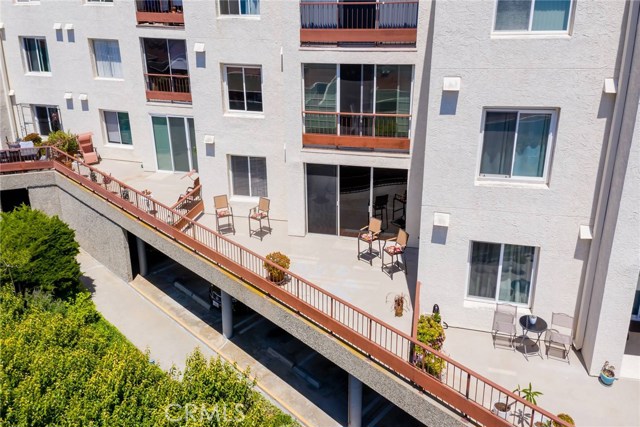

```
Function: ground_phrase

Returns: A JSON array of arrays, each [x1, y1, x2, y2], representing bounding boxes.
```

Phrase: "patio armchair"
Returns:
[[544, 313, 574, 362], [77, 132, 100, 165], [381, 228, 409, 279], [248, 197, 271, 241], [357, 217, 382, 265], [213, 195, 235, 235], [492, 303, 517, 350]]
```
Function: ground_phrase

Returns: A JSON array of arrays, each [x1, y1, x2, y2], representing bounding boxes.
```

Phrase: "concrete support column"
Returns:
[[348, 374, 362, 427], [221, 290, 233, 339], [136, 237, 147, 277]]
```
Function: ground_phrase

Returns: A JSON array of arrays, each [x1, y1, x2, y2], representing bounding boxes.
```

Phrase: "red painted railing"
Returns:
[[0, 148, 571, 427]]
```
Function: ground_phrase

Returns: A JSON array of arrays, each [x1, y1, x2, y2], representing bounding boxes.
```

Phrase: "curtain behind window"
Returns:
[[468, 242, 501, 299], [512, 113, 551, 177], [495, 0, 532, 31], [249, 157, 268, 197], [498, 245, 535, 303], [94, 40, 122, 78], [480, 112, 517, 176]]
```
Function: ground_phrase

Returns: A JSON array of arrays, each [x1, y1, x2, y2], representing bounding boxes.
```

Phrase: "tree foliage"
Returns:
[[0, 205, 82, 298], [414, 313, 447, 377], [0, 287, 297, 426]]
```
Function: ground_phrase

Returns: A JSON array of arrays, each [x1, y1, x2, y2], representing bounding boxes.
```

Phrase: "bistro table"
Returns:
[[518, 315, 548, 360]]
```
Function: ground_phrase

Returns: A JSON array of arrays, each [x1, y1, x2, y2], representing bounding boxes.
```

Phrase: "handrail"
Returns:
[[145, 73, 190, 79], [0, 148, 571, 427]]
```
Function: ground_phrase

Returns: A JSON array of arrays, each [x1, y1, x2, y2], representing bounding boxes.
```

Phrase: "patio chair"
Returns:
[[544, 313, 573, 363], [381, 228, 409, 279], [186, 176, 200, 194], [492, 303, 517, 350], [357, 217, 382, 265], [77, 132, 100, 165], [214, 195, 235, 235], [248, 197, 271, 241]]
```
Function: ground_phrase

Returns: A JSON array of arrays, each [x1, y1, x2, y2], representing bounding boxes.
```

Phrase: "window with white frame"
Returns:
[[468, 241, 537, 305], [92, 39, 122, 78], [479, 110, 555, 180], [224, 66, 263, 112], [104, 111, 132, 145], [230, 156, 267, 197], [494, 0, 572, 32], [32, 105, 61, 136], [220, 0, 259, 15], [23, 37, 50, 73]]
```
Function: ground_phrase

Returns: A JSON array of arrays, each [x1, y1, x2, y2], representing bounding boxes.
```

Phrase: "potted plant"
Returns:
[[414, 314, 446, 378], [47, 130, 79, 166], [493, 400, 512, 419], [600, 361, 616, 386], [513, 382, 543, 405], [552, 413, 575, 427], [264, 252, 290, 284]]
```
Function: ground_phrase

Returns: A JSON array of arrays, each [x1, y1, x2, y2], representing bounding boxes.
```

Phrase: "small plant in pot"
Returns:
[[552, 413, 575, 427], [47, 130, 79, 164], [600, 360, 616, 386], [264, 252, 290, 284]]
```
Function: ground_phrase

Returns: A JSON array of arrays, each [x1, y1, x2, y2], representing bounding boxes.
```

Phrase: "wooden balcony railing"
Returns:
[[145, 73, 192, 103], [136, 0, 185, 26], [300, 1, 418, 45], [0, 147, 572, 427], [303, 111, 411, 151]]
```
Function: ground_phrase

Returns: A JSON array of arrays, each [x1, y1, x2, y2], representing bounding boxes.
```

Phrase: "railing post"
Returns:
[[465, 372, 471, 399]]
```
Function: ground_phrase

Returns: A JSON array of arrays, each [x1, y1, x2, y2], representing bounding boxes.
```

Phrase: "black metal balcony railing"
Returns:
[[300, 1, 418, 30], [136, 0, 185, 26], [145, 73, 192, 102]]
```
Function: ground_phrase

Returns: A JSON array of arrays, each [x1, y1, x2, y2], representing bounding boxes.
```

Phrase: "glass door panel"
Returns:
[[339, 166, 370, 237], [152, 116, 172, 171], [168, 117, 190, 172], [373, 168, 407, 237], [306, 164, 337, 235], [187, 118, 198, 172]]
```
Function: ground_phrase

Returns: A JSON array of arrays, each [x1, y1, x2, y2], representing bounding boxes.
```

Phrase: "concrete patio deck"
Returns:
[[87, 159, 640, 426]]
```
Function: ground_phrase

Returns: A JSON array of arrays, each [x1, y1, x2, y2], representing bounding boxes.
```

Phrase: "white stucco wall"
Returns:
[[417, 0, 627, 330], [0, 0, 430, 242]]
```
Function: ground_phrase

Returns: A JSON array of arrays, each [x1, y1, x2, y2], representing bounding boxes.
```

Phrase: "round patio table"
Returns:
[[518, 315, 547, 360]]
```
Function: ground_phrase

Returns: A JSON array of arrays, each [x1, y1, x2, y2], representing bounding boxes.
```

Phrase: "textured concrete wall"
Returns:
[[0, 1, 430, 244], [417, 0, 627, 329]]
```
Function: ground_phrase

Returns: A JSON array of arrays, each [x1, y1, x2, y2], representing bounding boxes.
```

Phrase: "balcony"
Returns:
[[300, 1, 418, 46], [136, 0, 185, 26], [303, 111, 411, 151], [145, 73, 191, 103]]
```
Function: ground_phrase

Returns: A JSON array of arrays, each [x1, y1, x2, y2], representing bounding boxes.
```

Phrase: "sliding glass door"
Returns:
[[306, 164, 407, 237], [151, 116, 198, 172], [306, 164, 338, 235]]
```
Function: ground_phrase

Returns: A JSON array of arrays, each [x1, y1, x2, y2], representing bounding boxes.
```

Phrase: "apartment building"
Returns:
[[0, 0, 637, 389]]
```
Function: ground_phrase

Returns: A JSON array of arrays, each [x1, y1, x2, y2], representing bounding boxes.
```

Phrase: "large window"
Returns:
[[303, 63, 412, 138], [142, 38, 190, 95], [479, 110, 555, 180], [23, 37, 50, 73], [494, 0, 572, 32], [230, 156, 267, 197], [468, 242, 537, 305], [224, 66, 263, 112], [92, 39, 122, 78], [104, 111, 132, 145], [151, 116, 198, 172], [220, 0, 259, 15]]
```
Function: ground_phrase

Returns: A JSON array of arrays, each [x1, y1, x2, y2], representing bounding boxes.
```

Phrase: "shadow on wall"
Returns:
[[431, 225, 448, 245], [440, 92, 458, 116]]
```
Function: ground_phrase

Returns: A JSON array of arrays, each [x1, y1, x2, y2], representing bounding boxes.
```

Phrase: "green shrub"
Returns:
[[264, 252, 290, 283], [552, 413, 575, 427], [0, 206, 82, 299], [47, 130, 79, 156], [414, 314, 446, 377]]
